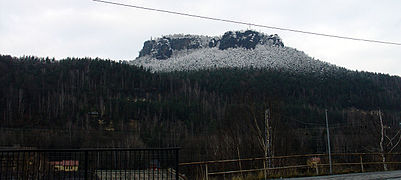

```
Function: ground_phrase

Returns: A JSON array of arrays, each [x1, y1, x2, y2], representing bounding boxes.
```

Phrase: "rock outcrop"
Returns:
[[215, 30, 284, 50], [138, 30, 284, 60], [138, 36, 205, 60]]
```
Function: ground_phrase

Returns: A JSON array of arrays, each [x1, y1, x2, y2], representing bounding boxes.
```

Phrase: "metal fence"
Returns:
[[180, 152, 401, 179], [0, 148, 181, 180]]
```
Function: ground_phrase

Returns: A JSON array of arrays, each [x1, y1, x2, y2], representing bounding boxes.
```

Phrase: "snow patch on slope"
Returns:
[[131, 44, 339, 74]]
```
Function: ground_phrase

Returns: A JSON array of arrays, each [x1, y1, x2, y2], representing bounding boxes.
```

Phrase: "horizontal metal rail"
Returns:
[[0, 147, 180, 152], [179, 152, 401, 166], [206, 161, 401, 176]]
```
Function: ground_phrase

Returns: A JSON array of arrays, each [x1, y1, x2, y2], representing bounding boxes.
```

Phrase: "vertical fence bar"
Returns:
[[156, 149, 158, 180], [137, 150, 140, 180], [122, 150, 125, 179], [5, 152, 7, 179], [142, 149, 145, 180], [152, 149, 155, 180], [147, 150, 150, 179], [11, 152, 14, 179], [113, 151, 116, 179], [79, 151, 83, 179], [72, 151, 75, 179], [33, 152, 36, 179], [89, 151, 92, 180], [159, 151, 161, 179], [126, 150, 128, 180], [100, 151, 103, 179], [10, 152, 13, 179], [107, 150, 111, 180], [0, 152, 2, 179], [84, 150, 88, 180], [170, 150, 173, 180], [117, 150, 120, 179], [37, 151, 41, 180], [50, 152, 54, 180], [65, 152, 69, 180], [121, 150, 124, 179], [130, 150, 133, 179], [132, 150, 135, 180], [158, 149, 160, 180], [41, 152, 44, 180], [58, 152, 61, 180], [205, 164, 209, 180], [28, 152, 31, 179], [134, 150, 136, 180], [176, 149, 179, 180], [138, 150, 141, 180], [121, 150, 124, 180], [16, 150, 20, 179], [113, 150, 116, 179], [0, 152, 3, 179], [148, 149, 150, 179], [23, 151, 26, 179], [8, 152, 10, 179], [106, 150, 109, 180], [143, 149, 146, 180], [72, 152, 76, 179]]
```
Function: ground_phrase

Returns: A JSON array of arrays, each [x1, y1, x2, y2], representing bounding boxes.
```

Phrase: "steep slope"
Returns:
[[133, 45, 339, 74]]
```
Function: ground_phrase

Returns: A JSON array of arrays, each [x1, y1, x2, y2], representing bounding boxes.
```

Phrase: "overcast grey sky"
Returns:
[[1, 0, 400, 76]]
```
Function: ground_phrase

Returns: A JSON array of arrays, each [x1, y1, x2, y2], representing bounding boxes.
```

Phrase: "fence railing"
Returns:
[[179, 152, 401, 179], [0, 148, 181, 180]]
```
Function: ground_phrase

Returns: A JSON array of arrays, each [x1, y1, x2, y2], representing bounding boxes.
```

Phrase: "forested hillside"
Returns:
[[1, 55, 401, 162]]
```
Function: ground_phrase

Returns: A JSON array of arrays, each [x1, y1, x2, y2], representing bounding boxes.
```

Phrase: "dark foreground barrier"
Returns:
[[0, 148, 180, 180]]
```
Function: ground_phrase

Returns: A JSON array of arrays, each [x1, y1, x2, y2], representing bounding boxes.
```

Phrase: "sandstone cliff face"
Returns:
[[217, 30, 284, 50], [137, 30, 284, 60], [138, 35, 205, 60]]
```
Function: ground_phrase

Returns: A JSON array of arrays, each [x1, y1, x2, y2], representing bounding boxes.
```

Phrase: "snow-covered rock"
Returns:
[[137, 30, 284, 60], [131, 41, 339, 74], [138, 34, 212, 60]]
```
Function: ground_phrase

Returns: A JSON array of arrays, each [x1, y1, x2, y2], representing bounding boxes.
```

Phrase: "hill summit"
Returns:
[[132, 30, 337, 74]]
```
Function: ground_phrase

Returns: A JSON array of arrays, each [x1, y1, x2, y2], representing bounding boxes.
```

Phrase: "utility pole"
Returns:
[[378, 109, 388, 171], [325, 109, 333, 174], [263, 108, 272, 180]]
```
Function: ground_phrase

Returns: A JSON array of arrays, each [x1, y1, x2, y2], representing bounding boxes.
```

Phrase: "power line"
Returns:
[[93, 0, 401, 46]]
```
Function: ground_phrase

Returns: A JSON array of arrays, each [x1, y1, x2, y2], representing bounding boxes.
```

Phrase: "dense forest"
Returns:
[[1, 55, 401, 162]]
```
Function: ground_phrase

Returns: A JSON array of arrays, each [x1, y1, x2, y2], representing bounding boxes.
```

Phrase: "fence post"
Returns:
[[360, 155, 364, 172], [263, 157, 267, 180], [205, 164, 209, 180], [85, 150, 88, 180]]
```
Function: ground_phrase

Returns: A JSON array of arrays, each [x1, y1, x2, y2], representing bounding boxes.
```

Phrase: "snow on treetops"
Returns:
[[131, 31, 340, 74]]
